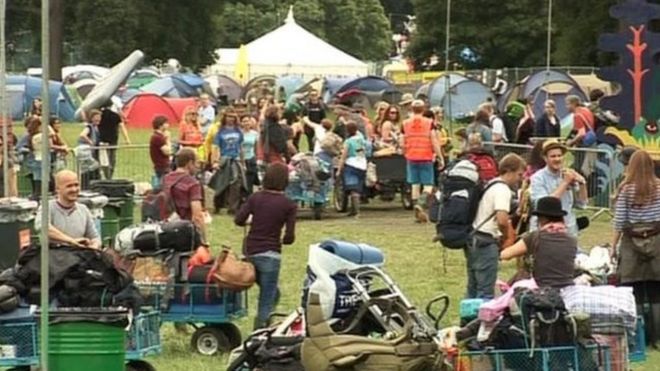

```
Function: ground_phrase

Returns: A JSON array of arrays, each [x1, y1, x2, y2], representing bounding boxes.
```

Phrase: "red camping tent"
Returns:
[[122, 93, 197, 128]]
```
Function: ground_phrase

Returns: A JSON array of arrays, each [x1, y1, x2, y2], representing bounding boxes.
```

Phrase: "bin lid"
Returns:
[[37, 307, 129, 327], [0, 198, 39, 212], [77, 191, 109, 208]]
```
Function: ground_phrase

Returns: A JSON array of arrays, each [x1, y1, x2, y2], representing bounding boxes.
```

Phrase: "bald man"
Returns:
[[35, 170, 101, 249]]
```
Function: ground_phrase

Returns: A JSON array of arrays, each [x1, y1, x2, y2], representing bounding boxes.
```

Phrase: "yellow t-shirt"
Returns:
[[200, 121, 221, 162]]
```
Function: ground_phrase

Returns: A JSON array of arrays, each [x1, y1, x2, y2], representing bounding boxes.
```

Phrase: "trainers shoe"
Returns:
[[414, 205, 429, 224]]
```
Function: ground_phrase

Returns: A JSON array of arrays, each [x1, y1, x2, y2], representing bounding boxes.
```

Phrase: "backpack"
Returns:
[[140, 174, 186, 222], [514, 287, 578, 349], [436, 160, 503, 250], [302, 294, 444, 371], [320, 131, 343, 156], [464, 152, 498, 183]]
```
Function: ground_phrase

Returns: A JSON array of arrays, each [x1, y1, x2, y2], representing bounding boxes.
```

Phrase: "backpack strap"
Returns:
[[166, 173, 188, 217], [470, 180, 507, 237]]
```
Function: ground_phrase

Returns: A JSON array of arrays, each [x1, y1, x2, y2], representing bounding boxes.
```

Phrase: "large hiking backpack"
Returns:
[[464, 152, 498, 183], [436, 160, 503, 249], [301, 294, 444, 371], [514, 287, 578, 349]]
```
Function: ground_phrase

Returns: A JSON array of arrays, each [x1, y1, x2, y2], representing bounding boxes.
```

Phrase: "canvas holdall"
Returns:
[[210, 246, 256, 291], [301, 293, 445, 371]]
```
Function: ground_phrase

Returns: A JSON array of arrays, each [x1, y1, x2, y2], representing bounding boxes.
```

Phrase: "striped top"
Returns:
[[613, 182, 660, 231]]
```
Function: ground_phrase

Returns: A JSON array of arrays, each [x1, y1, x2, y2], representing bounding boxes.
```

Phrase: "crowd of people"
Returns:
[[3, 86, 658, 339]]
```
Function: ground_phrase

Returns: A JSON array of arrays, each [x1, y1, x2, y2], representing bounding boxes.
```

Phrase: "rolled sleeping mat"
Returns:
[[319, 240, 384, 266]]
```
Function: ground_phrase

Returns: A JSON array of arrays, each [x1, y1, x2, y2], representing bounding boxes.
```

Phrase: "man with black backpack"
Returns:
[[466, 154, 526, 299]]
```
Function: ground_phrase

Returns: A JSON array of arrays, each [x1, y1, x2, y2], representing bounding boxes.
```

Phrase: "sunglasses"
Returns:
[[389, 111, 399, 114]]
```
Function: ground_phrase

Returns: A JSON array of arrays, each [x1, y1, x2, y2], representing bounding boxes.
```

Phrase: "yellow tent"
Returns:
[[234, 44, 249, 85]]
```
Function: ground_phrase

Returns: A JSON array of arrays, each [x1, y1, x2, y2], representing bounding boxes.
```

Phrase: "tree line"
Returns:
[[6, 0, 621, 80]]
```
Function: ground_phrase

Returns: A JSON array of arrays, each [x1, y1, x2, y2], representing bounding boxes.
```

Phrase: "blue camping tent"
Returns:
[[322, 76, 396, 104], [497, 70, 587, 119], [276, 75, 306, 101], [140, 73, 211, 98], [7, 75, 76, 121], [416, 73, 495, 120]]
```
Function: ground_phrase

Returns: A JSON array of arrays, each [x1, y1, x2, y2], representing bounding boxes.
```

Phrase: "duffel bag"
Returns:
[[211, 247, 255, 291], [116, 220, 201, 254], [159, 220, 202, 252], [90, 179, 135, 197]]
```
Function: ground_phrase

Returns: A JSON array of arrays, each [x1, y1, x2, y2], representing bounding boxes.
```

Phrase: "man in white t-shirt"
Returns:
[[481, 102, 507, 143], [466, 153, 526, 299], [197, 94, 216, 137]]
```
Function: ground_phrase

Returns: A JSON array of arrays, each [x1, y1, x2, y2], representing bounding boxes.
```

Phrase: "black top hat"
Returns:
[[532, 196, 567, 218]]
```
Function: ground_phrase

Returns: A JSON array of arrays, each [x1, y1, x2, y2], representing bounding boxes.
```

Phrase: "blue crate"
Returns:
[[629, 316, 646, 363], [126, 311, 162, 360], [459, 298, 485, 321], [0, 321, 38, 367], [138, 283, 248, 324], [455, 345, 611, 371]]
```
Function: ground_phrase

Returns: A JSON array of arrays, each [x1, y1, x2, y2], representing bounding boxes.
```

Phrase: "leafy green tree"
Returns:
[[409, 0, 548, 69]]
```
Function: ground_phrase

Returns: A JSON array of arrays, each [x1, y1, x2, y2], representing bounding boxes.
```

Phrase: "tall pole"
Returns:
[[546, 0, 553, 71], [444, 0, 452, 135], [40, 0, 51, 369], [0, 0, 8, 196]]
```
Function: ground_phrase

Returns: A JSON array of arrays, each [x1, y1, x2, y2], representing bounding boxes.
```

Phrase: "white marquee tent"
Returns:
[[208, 7, 368, 80]]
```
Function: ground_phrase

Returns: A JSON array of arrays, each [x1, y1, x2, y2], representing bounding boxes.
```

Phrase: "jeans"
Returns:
[[465, 233, 500, 299], [245, 158, 259, 194], [249, 253, 282, 328], [101, 148, 117, 180]]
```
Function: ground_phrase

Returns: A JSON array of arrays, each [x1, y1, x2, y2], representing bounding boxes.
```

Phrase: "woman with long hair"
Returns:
[[234, 163, 296, 329], [241, 115, 260, 194], [27, 118, 47, 199], [535, 100, 561, 138], [258, 105, 289, 164], [179, 106, 204, 149], [373, 101, 389, 127], [375, 104, 400, 147], [612, 150, 660, 345]]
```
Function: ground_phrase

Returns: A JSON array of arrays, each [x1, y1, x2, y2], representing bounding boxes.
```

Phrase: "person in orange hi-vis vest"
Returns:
[[401, 100, 444, 223]]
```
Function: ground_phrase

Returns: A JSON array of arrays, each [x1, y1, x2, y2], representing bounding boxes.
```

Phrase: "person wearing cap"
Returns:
[[399, 93, 414, 119], [529, 139, 588, 237], [501, 196, 577, 288], [618, 146, 638, 172], [401, 99, 443, 222]]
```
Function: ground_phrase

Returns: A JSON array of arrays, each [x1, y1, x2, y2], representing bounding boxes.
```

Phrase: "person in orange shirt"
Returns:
[[179, 107, 204, 149], [400, 100, 444, 222], [565, 95, 596, 174]]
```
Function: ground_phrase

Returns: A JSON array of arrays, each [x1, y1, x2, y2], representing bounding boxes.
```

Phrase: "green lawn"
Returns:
[[13, 124, 658, 370]]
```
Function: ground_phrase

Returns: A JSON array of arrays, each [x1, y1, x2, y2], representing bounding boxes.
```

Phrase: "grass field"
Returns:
[[14, 124, 658, 370]]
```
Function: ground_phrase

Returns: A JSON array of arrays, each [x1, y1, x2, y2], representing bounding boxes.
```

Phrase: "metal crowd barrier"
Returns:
[[71, 144, 153, 184]]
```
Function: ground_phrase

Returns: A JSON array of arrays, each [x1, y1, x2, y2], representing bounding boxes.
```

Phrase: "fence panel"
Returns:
[[73, 144, 154, 185], [485, 142, 617, 213]]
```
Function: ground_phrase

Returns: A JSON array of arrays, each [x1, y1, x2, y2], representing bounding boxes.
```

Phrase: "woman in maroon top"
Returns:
[[149, 116, 172, 188], [235, 163, 297, 329]]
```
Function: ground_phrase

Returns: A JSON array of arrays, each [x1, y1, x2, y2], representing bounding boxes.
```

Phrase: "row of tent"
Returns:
[[6, 65, 607, 129]]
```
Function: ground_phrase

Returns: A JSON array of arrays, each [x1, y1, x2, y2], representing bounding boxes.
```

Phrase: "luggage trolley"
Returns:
[[139, 283, 248, 356], [0, 309, 162, 371]]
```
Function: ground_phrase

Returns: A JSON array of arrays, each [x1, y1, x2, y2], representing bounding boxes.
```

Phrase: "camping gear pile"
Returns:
[[451, 278, 638, 371], [286, 153, 333, 220], [115, 219, 251, 355], [228, 240, 451, 371]]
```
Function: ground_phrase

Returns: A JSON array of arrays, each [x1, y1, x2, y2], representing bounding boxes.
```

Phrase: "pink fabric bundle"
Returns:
[[478, 278, 538, 322]]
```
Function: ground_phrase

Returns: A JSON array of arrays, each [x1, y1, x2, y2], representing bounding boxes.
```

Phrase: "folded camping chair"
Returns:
[[302, 293, 446, 371], [341, 265, 449, 342]]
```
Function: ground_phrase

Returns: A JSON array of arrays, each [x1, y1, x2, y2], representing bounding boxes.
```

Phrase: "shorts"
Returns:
[[406, 161, 434, 186], [343, 165, 365, 193]]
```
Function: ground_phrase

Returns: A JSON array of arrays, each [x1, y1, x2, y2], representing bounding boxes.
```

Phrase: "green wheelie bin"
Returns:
[[41, 308, 129, 371], [0, 198, 38, 269]]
